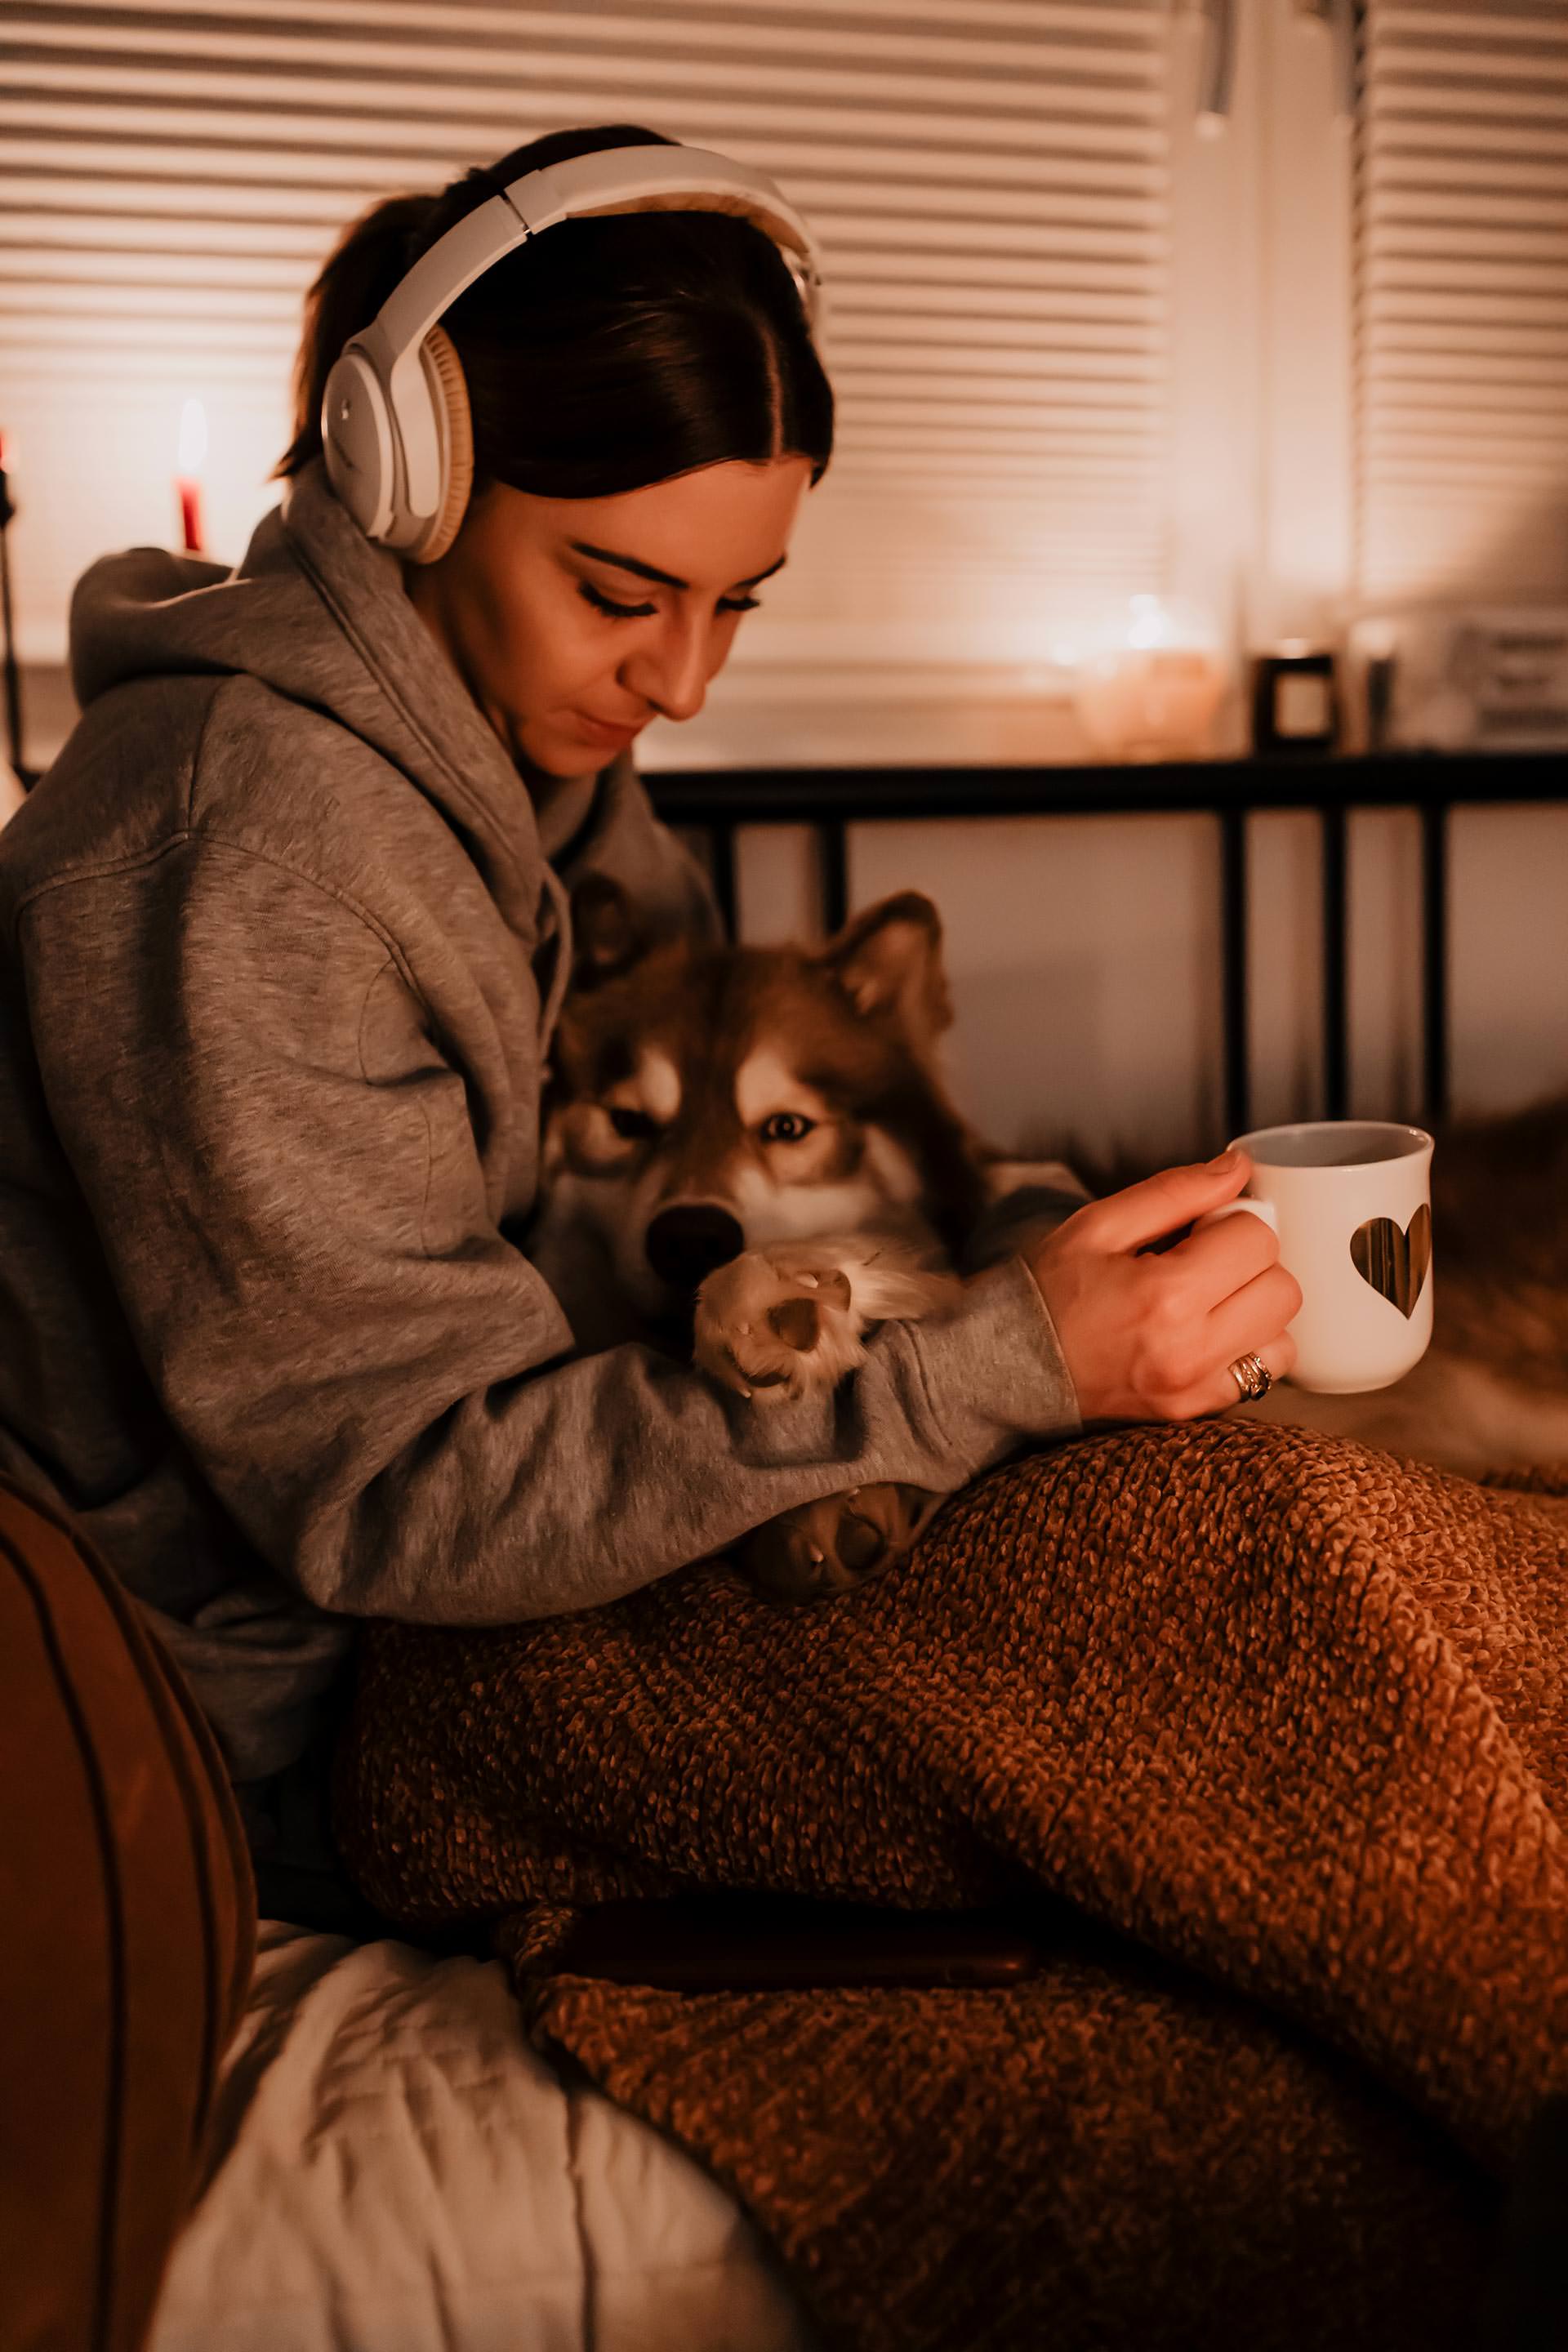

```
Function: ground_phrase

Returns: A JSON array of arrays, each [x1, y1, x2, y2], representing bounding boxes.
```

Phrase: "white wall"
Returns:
[[1448, 806, 1568, 1122]]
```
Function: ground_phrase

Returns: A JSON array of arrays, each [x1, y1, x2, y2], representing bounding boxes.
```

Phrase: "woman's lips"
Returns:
[[573, 710, 643, 747]]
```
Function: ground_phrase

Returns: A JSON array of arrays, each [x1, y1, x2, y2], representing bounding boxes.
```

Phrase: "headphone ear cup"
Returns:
[[408, 324, 474, 565], [322, 350, 398, 542]]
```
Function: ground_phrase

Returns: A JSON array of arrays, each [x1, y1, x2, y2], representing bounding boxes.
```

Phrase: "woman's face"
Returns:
[[405, 455, 813, 778]]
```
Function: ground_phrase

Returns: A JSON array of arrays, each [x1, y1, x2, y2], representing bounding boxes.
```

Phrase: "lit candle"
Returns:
[[1072, 595, 1228, 762], [175, 398, 207, 553]]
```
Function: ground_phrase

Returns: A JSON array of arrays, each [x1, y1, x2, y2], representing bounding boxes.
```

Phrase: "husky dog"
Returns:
[[530, 880, 1004, 1600]]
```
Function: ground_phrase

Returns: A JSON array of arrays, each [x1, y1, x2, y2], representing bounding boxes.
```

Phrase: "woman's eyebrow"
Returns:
[[567, 539, 788, 591]]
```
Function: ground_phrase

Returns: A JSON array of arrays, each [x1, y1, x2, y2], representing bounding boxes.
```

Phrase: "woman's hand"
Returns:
[[1027, 1150, 1302, 1426]]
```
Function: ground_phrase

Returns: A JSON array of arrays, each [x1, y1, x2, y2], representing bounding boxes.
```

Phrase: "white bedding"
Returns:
[[150, 1920, 823, 2352]]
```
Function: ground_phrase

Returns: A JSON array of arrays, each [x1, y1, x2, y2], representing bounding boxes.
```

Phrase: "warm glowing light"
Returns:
[[174, 398, 209, 552], [1107, 595, 1219, 655], [1125, 593, 1182, 651], [1355, 619, 1398, 662], [1072, 596, 1227, 762], [177, 398, 207, 474]]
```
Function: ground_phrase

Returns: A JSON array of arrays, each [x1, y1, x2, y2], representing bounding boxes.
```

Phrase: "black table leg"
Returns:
[[820, 818, 849, 937], [1321, 801, 1349, 1119], [1220, 805, 1250, 1139], [1421, 800, 1450, 1126], [709, 822, 737, 941]]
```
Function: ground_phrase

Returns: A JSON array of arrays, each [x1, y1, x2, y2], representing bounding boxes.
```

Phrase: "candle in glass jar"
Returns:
[[1072, 597, 1227, 761]]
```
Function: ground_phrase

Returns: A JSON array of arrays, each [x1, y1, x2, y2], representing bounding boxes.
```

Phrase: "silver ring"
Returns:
[[1227, 1352, 1273, 1402]]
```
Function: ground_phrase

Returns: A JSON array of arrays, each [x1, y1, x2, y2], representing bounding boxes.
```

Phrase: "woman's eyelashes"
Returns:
[[577, 581, 762, 621]]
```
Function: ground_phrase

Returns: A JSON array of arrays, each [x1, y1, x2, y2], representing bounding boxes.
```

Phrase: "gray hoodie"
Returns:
[[0, 460, 1080, 1784]]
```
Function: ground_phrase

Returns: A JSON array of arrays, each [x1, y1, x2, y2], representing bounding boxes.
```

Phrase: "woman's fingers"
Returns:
[[1200, 1262, 1303, 1378], [1167, 1196, 1282, 1295], [1120, 1259, 1300, 1420], [1028, 1150, 1303, 1428], [1152, 1328, 1298, 1423], [1072, 1150, 1253, 1256], [1196, 1333, 1298, 1419]]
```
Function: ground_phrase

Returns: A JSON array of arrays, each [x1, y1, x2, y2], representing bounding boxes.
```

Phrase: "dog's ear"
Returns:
[[568, 874, 648, 989], [824, 892, 952, 1054]]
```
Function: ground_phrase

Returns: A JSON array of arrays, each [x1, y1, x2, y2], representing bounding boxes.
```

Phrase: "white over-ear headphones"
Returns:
[[321, 143, 824, 566]]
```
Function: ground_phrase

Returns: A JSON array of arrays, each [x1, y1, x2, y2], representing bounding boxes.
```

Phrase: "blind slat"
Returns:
[[8, 11, 1169, 90], [4, 54, 1167, 133], [78, 0, 1170, 37], [1356, 0, 1568, 603], [2, 0, 1172, 665]]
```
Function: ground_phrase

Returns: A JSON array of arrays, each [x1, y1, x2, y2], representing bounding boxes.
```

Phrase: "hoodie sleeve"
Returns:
[[18, 838, 1080, 1629], [960, 1165, 1094, 1275]]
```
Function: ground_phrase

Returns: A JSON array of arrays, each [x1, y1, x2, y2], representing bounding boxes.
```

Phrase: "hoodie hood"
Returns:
[[68, 458, 622, 938], [61, 457, 716, 1026]]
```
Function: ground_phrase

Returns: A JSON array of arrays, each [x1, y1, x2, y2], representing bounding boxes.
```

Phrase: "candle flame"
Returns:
[[177, 398, 207, 474], [1356, 619, 1398, 662], [1126, 594, 1178, 651]]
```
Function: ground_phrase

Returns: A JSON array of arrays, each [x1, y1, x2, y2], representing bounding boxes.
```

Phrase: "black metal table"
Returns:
[[648, 749, 1568, 1138]]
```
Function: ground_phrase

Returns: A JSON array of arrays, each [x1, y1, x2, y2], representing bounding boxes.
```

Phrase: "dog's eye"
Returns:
[[760, 1111, 817, 1146], [607, 1106, 659, 1142]]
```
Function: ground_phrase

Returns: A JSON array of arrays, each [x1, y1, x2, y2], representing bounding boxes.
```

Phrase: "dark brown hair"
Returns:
[[277, 122, 833, 498]]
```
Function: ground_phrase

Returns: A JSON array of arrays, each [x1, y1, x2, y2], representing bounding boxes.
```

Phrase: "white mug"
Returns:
[[1199, 1120, 1434, 1394]]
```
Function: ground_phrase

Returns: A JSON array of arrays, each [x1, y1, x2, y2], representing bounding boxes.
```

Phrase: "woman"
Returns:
[[0, 111, 1300, 1851], [0, 116, 1303, 2323]]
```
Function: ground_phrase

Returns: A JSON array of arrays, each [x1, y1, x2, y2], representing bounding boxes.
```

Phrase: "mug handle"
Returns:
[[1193, 1197, 1278, 1239]]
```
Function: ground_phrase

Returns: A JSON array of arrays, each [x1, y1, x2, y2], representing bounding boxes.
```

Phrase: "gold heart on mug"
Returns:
[[1349, 1203, 1432, 1318]]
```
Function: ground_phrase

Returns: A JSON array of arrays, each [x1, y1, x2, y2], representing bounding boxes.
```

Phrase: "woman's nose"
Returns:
[[623, 616, 720, 726]]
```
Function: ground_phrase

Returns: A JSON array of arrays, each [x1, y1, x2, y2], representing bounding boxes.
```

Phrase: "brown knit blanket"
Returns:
[[334, 1419, 1568, 2350]]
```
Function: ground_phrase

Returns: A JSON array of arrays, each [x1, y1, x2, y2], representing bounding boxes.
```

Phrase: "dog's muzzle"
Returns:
[[644, 1203, 746, 1291]]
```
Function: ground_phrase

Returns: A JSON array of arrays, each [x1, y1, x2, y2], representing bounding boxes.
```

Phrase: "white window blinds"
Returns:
[[2, 0, 1174, 668], [1355, 0, 1568, 605]]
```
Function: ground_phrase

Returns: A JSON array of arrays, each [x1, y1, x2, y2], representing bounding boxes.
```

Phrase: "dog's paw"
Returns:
[[693, 1245, 867, 1402], [694, 1238, 960, 1405], [733, 1482, 946, 1603]]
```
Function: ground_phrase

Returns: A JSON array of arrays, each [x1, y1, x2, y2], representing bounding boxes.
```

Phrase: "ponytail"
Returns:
[[276, 191, 440, 479]]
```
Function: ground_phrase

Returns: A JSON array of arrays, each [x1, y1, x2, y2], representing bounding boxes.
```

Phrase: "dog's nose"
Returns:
[[644, 1204, 746, 1291]]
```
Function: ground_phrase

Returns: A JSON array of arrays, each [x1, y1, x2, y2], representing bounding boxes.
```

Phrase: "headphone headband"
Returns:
[[378, 146, 822, 362], [323, 143, 825, 559]]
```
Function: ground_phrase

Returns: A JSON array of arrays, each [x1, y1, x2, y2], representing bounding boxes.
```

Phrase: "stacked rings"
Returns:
[[1227, 1352, 1273, 1403]]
